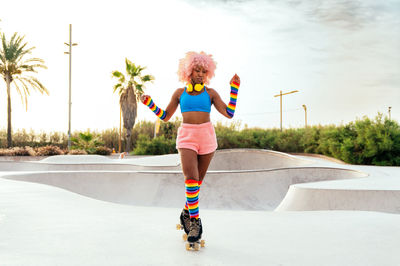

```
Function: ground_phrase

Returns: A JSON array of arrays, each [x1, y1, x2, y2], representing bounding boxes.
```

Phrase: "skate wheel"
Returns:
[[193, 243, 200, 251], [176, 224, 183, 230], [182, 234, 188, 241], [185, 243, 191, 251], [200, 239, 205, 247]]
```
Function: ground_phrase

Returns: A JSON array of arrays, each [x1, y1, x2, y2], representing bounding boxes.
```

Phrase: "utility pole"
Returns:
[[64, 24, 78, 150], [389, 106, 392, 121], [274, 90, 299, 131], [119, 106, 122, 153], [302, 104, 307, 128]]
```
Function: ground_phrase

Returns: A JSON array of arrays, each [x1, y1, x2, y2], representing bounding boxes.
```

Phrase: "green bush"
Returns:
[[133, 134, 177, 155], [1, 113, 399, 165], [71, 132, 104, 154], [345, 115, 400, 166]]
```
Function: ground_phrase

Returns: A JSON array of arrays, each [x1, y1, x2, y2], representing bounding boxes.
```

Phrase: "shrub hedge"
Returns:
[[1, 114, 399, 165]]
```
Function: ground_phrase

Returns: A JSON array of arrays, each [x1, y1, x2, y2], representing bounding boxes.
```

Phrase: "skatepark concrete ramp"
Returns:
[[2, 167, 366, 211], [0, 149, 310, 171], [208, 149, 311, 170], [276, 176, 400, 213], [3, 149, 399, 213]]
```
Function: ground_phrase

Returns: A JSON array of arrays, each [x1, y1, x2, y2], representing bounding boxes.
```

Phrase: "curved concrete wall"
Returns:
[[276, 184, 400, 214], [0, 161, 178, 171], [0, 149, 310, 172], [208, 149, 311, 170], [3, 167, 365, 211]]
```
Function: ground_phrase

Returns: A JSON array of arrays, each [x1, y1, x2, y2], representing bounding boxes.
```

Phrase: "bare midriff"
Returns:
[[182, 112, 211, 124]]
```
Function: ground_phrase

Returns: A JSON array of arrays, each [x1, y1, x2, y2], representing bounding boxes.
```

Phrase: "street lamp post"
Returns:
[[302, 104, 307, 128], [389, 106, 392, 121], [64, 24, 78, 151], [274, 90, 299, 131]]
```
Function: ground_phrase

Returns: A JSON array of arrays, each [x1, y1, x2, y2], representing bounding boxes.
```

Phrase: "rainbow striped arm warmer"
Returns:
[[144, 96, 167, 120], [226, 81, 240, 118]]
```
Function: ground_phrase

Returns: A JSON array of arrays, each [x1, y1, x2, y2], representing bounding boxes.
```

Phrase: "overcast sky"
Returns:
[[1, 0, 399, 132]]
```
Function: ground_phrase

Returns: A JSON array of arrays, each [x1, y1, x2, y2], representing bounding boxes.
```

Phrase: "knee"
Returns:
[[185, 175, 199, 181], [183, 168, 199, 180], [198, 171, 206, 181]]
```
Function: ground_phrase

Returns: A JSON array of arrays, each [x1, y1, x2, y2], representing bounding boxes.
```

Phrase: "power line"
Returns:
[[240, 108, 302, 116]]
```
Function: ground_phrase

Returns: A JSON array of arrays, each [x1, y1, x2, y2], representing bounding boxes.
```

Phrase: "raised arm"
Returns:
[[140, 88, 183, 122], [209, 74, 241, 119]]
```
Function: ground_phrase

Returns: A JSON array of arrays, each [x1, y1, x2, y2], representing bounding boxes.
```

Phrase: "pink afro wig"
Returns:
[[177, 51, 217, 85]]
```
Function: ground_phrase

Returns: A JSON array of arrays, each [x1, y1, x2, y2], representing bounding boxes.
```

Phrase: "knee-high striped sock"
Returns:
[[226, 81, 240, 118], [185, 179, 200, 219], [184, 180, 202, 211]]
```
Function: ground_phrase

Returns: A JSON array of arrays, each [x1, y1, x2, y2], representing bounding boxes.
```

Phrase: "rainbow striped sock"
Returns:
[[226, 81, 240, 118], [184, 180, 202, 211], [144, 96, 166, 120], [185, 179, 200, 219]]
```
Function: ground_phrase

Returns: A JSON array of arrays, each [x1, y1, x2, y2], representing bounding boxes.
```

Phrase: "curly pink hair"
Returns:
[[177, 51, 217, 85]]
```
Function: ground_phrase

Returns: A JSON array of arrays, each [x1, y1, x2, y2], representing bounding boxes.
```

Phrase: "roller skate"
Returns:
[[176, 209, 190, 240], [185, 218, 205, 251]]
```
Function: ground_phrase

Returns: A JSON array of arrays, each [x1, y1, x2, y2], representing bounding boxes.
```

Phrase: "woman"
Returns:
[[140, 51, 240, 244]]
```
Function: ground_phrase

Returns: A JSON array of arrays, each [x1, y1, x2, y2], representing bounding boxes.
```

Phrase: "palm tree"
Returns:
[[112, 58, 154, 152], [0, 32, 48, 147]]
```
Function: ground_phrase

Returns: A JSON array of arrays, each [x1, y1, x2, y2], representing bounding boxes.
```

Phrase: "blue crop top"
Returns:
[[180, 87, 211, 113]]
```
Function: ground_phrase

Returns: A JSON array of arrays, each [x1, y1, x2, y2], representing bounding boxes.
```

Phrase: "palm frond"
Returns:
[[1, 33, 7, 54], [18, 63, 46, 73], [137, 66, 146, 74], [23, 57, 45, 64], [125, 58, 133, 74], [111, 70, 125, 85], [111, 70, 122, 78], [0, 51, 5, 64], [141, 74, 154, 82], [21, 58, 47, 69], [13, 79, 29, 110], [113, 83, 122, 94], [15, 45, 33, 63], [135, 83, 143, 94], [19, 76, 49, 95], [13, 81, 26, 107]]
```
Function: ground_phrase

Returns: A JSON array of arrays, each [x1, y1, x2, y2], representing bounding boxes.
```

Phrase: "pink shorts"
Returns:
[[176, 122, 218, 155]]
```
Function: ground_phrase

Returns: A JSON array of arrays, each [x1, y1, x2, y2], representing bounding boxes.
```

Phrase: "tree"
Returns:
[[0, 32, 48, 147], [112, 58, 154, 152]]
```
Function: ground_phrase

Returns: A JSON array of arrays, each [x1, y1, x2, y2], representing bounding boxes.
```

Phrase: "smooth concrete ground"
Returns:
[[0, 149, 399, 265]]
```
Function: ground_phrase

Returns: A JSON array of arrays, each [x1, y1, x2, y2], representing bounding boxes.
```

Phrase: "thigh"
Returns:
[[179, 148, 199, 181], [198, 152, 215, 182]]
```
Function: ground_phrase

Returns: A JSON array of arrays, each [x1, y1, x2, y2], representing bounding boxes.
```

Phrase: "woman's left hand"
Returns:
[[230, 73, 240, 85]]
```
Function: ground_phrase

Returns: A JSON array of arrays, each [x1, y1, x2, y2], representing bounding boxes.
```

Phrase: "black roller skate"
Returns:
[[186, 218, 205, 251], [176, 209, 190, 240]]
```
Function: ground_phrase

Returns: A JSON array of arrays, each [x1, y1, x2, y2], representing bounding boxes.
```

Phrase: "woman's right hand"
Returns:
[[140, 94, 150, 104], [230, 73, 240, 85]]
